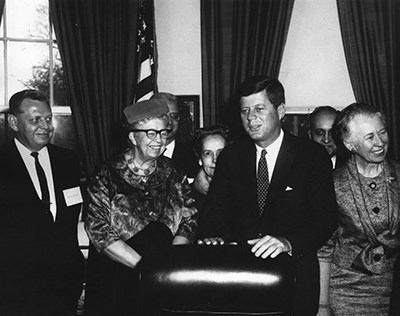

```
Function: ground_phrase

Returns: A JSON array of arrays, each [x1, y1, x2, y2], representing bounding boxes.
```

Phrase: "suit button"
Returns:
[[373, 254, 381, 262], [372, 207, 380, 214]]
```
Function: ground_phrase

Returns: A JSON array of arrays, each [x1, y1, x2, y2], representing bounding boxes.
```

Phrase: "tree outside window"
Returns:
[[0, 0, 67, 111]]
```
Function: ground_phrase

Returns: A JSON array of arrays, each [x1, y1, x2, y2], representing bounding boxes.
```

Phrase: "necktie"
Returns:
[[257, 149, 269, 215], [31, 152, 50, 206]]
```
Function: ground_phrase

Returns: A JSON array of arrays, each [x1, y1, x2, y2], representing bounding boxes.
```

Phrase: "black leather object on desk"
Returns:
[[139, 244, 296, 315]]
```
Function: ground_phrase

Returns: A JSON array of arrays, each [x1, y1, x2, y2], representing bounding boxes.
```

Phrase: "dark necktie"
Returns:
[[257, 149, 269, 215], [31, 152, 50, 206]]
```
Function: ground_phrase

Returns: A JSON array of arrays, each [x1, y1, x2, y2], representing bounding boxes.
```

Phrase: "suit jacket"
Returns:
[[0, 141, 85, 315], [199, 132, 338, 315], [171, 140, 199, 178]]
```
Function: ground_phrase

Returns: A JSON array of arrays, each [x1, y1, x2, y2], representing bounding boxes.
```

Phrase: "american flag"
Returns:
[[134, 0, 157, 102]]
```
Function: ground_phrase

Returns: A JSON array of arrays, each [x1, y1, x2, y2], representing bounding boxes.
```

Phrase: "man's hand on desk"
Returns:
[[248, 235, 292, 259]]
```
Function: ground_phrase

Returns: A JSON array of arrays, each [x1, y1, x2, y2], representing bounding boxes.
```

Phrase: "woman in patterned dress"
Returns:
[[318, 103, 400, 316], [84, 99, 197, 316]]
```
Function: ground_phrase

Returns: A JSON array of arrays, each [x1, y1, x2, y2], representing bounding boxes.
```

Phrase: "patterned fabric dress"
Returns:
[[319, 157, 400, 316], [86, 149, 198, 250]]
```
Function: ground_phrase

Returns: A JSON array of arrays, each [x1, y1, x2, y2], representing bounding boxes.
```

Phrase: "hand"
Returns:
[[247, 235, 291, 259], [197, 237, 225, 245]]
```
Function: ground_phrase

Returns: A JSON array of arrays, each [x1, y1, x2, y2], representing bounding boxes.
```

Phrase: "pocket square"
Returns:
[[285, 186, 293, 191]]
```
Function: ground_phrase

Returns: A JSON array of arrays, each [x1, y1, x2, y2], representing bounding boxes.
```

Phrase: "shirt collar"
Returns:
[[14, 138, 48, 159], [255, 129, 284, 155], [163, 139, 176, 158]]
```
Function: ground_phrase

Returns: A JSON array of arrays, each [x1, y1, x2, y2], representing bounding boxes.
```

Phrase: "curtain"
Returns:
[[0, 0, 4, 25], [201, 0, 294, 136], [49, 0, 140, 174], [337, 0, 400, 160]]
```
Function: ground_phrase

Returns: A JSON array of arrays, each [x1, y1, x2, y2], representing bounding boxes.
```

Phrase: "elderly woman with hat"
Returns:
[[84, 99, 197, 316]]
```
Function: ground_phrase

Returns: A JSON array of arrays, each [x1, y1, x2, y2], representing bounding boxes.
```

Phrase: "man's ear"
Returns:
[[8, 114, 18, 132], [277, 104, 286, 120], [198, 158, 202, 166], [128, 132, 137, 146], [308, 129, 312, 140]]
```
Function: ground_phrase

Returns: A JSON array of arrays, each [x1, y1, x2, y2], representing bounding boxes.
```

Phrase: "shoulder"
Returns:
[[282, 132, 328, 158], [47, 143, 81, 168]]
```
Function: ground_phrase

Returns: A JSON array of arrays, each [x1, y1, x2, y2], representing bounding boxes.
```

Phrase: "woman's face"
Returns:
[[200, 134, 227, 179], [130, 117, 168, 162], [344, 113, 389, 164]]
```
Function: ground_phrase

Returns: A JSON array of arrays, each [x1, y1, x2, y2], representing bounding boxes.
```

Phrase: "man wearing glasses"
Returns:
[[151, 92, 199, 179]]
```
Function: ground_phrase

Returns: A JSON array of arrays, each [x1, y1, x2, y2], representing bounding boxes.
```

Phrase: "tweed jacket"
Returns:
[[85, 149, 198, 252], [319, 157, 400, 275]]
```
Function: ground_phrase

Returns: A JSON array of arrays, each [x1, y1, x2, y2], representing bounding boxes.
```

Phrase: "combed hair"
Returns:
[[150, 92, 178, 107], [309, 106, 339, 130], [334, 102, 383, 141], [192, 123, 231, 157], [9, 89, 49, 115], [237, 75, 285, 109]]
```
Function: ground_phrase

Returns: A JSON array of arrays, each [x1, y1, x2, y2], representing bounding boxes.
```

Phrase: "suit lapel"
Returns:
[[239, 142, 259, 216], [261, 134, 296, 225], [9, 142, 41, 201]]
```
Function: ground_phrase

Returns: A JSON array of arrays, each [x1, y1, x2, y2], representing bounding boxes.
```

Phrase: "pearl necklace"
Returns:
[[125, 150, 157, 177]]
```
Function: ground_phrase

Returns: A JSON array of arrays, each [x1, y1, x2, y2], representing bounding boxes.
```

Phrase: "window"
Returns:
[[0, 0, 70, 114]]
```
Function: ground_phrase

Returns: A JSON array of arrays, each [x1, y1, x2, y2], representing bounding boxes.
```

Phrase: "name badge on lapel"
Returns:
[[63, 186, 83, 207]]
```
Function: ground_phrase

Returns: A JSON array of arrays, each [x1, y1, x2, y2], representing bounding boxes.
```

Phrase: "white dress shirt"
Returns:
[[255, 130, 284, 181], [15, 139, 57, 220], [163, 140, 176, 158]]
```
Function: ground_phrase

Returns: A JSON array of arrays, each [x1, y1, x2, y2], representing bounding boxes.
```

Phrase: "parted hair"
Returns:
[[9, 89, 49, 115], [237, 75, 285, 109], [192, 124, 231, 158], [334, 102, 384, 141]]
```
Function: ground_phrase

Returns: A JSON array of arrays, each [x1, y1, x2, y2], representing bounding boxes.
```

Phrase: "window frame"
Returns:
[[0, 0, 70, 114]]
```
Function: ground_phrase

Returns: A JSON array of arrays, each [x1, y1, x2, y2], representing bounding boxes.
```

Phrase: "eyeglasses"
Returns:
[[131, 129, 172, 140], [169, 113, 181, 121]]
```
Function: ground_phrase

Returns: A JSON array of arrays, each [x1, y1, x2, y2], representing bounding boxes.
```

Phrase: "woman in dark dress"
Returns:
[[84, 99, 197, 316], [318, 103, 400, 315], [190, 124, 230, 215]]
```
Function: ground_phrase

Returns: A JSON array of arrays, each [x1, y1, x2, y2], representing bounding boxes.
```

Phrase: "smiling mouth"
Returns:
[[248, 125, 261, 131]]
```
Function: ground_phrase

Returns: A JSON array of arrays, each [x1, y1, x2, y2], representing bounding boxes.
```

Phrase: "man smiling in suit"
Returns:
[[0, 90, 85, 315], [198, 76, 337, 316]]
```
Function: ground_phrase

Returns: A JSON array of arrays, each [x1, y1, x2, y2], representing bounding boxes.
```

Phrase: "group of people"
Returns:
[[0, 74, 399, 316]]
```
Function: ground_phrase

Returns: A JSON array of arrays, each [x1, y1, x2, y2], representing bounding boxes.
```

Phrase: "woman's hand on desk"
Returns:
[[197, 237, 225, 245]]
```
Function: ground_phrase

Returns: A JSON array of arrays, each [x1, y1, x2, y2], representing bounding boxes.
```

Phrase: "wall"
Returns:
[[279, 0, 355, 113], [155, 0, 355, 118], [154, 0, 203, 125]]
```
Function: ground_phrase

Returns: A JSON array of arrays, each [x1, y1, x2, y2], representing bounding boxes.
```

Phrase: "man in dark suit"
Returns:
[[308, 105, 349, 168], [151, 92, 198, 179], [198, 76, 337, 315], [0, 90, 85, 315]]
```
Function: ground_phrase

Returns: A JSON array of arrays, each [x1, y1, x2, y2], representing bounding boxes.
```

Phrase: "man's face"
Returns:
[[166, 101, 180, 143], [240, 90, 285, 148], [9, 98, 54, 152], [309, 112, 337, 157]]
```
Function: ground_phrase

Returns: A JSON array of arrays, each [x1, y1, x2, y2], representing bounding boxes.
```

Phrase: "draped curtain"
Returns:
[[49, 0, 140, 174], [0, 0, 4, 25], [201, 0, 294, 137], [337, 0, 400, 160]]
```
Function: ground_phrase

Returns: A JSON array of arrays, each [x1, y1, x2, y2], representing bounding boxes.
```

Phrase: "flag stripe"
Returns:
[[134, 0, 156, 103]]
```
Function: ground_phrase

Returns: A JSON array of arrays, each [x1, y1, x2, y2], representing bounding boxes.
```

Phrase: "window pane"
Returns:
[[8, 41, 49, 98], [53, 44, 66, 106], [7, 0, 49, 39]]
